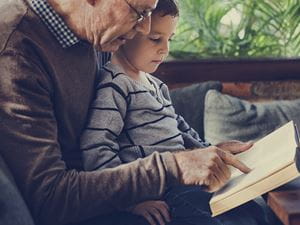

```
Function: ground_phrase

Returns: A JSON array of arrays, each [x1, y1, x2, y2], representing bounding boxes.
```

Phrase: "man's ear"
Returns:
[[86, 0, 96, 6]]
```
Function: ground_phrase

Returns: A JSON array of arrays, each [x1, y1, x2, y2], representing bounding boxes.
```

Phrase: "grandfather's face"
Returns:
[[85, 0, 158, 52]]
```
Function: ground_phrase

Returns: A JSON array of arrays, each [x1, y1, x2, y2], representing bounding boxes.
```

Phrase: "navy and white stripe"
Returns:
[[80, 62, 209, 171], [30, 0, 80, 48]]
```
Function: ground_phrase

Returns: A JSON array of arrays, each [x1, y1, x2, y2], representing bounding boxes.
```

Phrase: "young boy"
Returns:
[[80, 1, 268, 225], [81, 0, 208, 171]]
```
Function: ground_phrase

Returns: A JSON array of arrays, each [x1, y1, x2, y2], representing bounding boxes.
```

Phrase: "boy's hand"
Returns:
[[129, 200, 171, 225]]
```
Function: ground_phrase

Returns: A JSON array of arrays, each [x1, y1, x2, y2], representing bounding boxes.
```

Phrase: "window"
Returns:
[[171, 0, 300, 60]]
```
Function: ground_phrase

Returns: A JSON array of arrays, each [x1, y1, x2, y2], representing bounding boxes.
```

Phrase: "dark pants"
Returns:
[[75, 186, 269, 225], [164, 185, 268, 225], [71, 211, 148, 225]]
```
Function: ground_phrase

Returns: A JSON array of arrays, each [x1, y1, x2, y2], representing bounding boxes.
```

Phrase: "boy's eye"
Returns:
[[149, 37, 161, 43]]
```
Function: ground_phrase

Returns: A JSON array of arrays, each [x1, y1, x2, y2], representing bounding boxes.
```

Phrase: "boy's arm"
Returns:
[[159, 82, 210, 148], [176, 114, 210, 148], [80, 79, 127, 170]]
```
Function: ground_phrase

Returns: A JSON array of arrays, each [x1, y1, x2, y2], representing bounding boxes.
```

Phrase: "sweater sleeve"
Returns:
[[160, 82, 211, 149], [80, 78, 127, 170], [0, 52, 179, 225], [176, 114, 211, 148]]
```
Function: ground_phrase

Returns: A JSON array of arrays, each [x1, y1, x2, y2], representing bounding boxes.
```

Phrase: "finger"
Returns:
[[142, 211, 157, 225], [154, 201, 171, 222], [218, 160, 231, 180], [215, 154, 231, 180], [211, 154, 231, 182], [148, 207, 166, 225], [233, 141, 254, 153], [214, 160, 230, 185], [217, 149, 251, 173], [204, 173, 220, 192], [217, 140, 254, 154], [204, 159, 226, 190]]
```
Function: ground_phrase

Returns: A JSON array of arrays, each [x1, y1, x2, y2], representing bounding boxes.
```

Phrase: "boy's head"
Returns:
[[115, 0, 179, 74], [154, 0, 179, 17]]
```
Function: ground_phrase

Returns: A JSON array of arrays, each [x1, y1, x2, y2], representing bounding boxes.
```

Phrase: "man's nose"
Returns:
[[134, 16, 151, 35]]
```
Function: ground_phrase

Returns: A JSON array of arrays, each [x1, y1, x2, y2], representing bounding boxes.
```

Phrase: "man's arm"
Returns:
[[0, 50, 254, 224], [0, 52, 179, 225]]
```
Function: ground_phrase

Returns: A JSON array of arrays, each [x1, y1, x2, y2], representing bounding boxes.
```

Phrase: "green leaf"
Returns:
[[171, 0, 300, 59]]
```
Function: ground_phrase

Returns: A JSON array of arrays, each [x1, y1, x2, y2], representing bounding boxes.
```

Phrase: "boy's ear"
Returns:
[[86, 0, 96, 6]]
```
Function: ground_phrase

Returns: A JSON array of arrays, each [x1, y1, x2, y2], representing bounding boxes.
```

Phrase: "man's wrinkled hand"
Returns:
[[216, 140, 253, 154], [174, 146, 251, 192], [128, 200, 171, 225]]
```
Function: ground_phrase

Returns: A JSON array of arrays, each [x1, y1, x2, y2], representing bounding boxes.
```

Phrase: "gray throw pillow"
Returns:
[[204, 90, 300, 145], [170, 82, 222, 139]]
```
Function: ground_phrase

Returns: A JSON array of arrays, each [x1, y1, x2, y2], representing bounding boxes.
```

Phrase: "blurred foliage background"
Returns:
[[170, 0, 300, 60]]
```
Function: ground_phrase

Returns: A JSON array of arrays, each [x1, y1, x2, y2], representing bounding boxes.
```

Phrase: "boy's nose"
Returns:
[[159, 43, 169, 55]]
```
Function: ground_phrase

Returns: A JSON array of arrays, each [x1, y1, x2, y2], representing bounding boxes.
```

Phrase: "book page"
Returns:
[[212, 121, 297, 202]]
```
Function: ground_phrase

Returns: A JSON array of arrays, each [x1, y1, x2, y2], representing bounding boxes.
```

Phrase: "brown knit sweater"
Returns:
[[0, 0, 179, 224]]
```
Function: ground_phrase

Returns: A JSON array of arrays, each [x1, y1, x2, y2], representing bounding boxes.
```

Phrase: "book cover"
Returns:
[[210, 121, 300, 217]]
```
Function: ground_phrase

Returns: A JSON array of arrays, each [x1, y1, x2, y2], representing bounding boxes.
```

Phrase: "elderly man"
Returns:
[[0, 0, 268, 225]]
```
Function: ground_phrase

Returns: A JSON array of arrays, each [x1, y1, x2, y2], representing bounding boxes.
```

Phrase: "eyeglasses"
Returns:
[[124, 0, 153, 24]]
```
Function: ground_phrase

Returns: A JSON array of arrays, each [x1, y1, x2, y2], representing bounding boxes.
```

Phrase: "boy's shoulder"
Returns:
[[100, 62, 132, 84], [100, 62, 125, 79], [147, 74, 169, 94], [147, 74, 165, 87], [99, 62, 147, 92]]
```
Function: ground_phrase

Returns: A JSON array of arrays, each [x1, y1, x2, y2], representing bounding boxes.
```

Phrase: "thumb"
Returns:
[[217, 140, 253, 154]]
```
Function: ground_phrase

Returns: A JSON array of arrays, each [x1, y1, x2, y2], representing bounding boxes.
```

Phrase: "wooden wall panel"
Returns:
[[154, 59, 300, 100]]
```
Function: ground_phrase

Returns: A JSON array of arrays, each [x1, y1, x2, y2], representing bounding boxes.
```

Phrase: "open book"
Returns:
[[210, 120, 300, 217]]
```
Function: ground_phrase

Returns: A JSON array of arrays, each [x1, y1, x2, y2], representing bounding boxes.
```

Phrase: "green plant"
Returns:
[[170, 0, 300, 59]]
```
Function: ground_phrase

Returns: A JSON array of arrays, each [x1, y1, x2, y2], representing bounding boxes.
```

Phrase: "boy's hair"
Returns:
[[154, 0, 179, 17]]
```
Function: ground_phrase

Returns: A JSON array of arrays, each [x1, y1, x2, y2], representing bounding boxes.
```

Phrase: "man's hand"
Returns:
[[216, 140, 253, 154], [128, 200, 171, 225], [174, 145, 251, 192]]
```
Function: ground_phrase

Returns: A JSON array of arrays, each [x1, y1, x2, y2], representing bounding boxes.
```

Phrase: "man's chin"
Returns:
[[100, 40, 126, 52]]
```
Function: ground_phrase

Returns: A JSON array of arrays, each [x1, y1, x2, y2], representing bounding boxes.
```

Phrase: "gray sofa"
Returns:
[[0, 155, 35, 225]]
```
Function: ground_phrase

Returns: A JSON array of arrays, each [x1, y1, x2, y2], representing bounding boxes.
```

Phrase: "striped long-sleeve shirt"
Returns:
[[80, 62, 209, 170]]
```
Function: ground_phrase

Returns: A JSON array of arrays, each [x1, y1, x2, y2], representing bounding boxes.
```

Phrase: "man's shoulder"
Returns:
[[0, 0, 29, 52]]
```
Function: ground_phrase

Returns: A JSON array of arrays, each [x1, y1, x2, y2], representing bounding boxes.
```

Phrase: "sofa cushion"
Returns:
[[170, 81, 222, 139], [0, 155, 35, 225], [204, 90, 300, 145]]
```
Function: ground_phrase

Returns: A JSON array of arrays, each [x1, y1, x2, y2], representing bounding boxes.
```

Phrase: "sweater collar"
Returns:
[[30, 0, 80, 48]]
